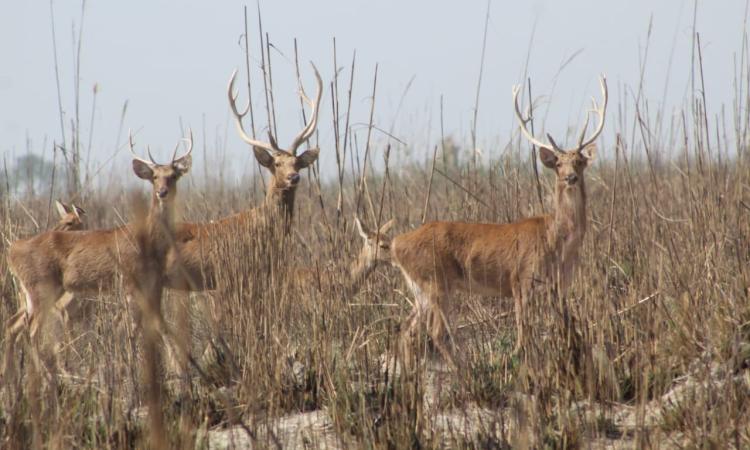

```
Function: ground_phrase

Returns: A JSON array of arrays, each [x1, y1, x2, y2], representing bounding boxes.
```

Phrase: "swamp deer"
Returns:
[[164, 63, 323, 292], [53, 200, 86, 231], [348, 217, 395, 295], [390, 76, 607, 362], [3, 132, 193, 379], [289, 217, 394, 295]]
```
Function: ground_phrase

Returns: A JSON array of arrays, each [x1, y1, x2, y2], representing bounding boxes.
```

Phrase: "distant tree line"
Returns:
[[0, 154, 67, 199]]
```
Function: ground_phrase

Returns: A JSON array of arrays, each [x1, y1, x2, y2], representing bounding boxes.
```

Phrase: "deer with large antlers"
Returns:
[[3, 132, 193, 380], [163, 64, 323, 292], [389, 76, 607, 363]]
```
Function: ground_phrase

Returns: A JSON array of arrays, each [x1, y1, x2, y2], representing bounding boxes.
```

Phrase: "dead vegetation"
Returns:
[[2, 14, 750, 450]]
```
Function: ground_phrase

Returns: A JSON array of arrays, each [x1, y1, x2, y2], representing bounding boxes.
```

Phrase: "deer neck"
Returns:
[[347, 259, 377, 297], [548, 179, 587, 260], [262, 183, 296, 233], [147, 195, 177, 252]]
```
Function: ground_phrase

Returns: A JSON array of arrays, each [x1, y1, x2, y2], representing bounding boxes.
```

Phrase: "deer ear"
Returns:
[[55, 200, 69, 218], [173, 154, 192, 175], [296, 148, 319, 169], [253, 147, 274, 168], [72, 204, 86, 219], [539, 147, 558, 169], [355, 216, 370, 240], [580, 143, 597, 163], [132, 159, 154, 180], [378, 219, 395, 235]]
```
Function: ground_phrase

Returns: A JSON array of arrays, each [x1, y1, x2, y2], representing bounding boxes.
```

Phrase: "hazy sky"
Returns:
[[1, 1, 747, 182]]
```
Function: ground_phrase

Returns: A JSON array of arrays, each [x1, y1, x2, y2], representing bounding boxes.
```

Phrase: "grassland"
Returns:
[[2, 20, 750, 450]]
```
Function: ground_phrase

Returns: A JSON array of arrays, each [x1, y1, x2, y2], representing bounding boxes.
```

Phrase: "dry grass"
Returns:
[[2, 130, 749, 448], [2, 25, 750, 450]]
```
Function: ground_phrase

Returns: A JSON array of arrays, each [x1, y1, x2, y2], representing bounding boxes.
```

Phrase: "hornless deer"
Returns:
[[288, 217, 394, 295], [2, 201, 86, 343], [3, 132, 193, 379], [53, 200, 86, 231], [390, 76, 607, 362], [348, 217, 395, 295], [164, 64, 323, 292]]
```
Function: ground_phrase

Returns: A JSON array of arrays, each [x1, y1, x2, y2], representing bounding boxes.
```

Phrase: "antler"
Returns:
[[288, 62, 323, 155], [128, 130, 158, 167], [512, 85, 554, 152], [513, 75, 608, 154], [227, 69, 277, 153], [170, 128, 194, 163], [575, 75, 607, 152], [129, 129, 193, 166]]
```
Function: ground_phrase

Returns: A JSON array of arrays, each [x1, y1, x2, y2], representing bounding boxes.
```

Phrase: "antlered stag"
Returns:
[[164, 64, 323, 291], [390, 76, 607, 362]]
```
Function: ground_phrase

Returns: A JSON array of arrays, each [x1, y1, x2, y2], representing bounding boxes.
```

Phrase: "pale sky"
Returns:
[[1, 1, 747, 184]]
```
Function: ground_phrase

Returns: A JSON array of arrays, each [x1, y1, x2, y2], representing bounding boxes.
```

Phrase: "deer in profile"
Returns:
[[52, 200, 86, 231], [389, 76, 607, 363], [164, 63, 323, 292], [3, 132, 193, 380]]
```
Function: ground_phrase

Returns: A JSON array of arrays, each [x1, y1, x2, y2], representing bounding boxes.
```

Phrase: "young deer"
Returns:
[[390, 76, 607, 362], [288, 217, 394, 295], [3, 132, 192, 379], [164, 64, 323, 292], [53, 200, 86, 231], [348, 217, 395, 295]]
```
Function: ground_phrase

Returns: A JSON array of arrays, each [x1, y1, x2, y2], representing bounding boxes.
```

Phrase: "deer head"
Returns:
[[354, 216, 395, 272], [228, 63, 322, 194], [513, 76, 607, 195], [54, 200, 86, 231], [129, 130, 193, 210]]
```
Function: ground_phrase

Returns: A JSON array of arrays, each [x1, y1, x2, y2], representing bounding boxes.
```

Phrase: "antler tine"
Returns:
[[172, 128, 194, 163], [128, 129, 155, 167], [267, 131, 280, 151], [576, 110, 591, 150], [577, 75, 608, 151], [288, 62, 323, 155], [227, 69, 275, 152], [546, 133, 564, 153], [146, 146, 159, 165], [512, 84, 553, 151]]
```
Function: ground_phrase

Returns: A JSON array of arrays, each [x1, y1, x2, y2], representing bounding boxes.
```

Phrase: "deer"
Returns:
[[3, 132, 193, 381], [348, 217, 395, 295], [52, 200, 86, 231], [285, 217, 395, 296], [388, 76, 607, 365], [163, 63, 323, 292]]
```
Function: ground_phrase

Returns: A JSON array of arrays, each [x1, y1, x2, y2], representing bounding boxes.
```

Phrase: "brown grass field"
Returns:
[[1, 18, 750, 450]]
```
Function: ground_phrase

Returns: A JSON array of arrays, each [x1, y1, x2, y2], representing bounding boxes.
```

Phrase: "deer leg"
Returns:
[[2, 308, 28, 389], [169, 291, 193, 378], [399, 282, 431, 372], [511, 272, 534, 355], [427, 294, 457, 370], [512, 293, 525, 355], [511, 273, 524, 355], [24, 283, 66, 382]]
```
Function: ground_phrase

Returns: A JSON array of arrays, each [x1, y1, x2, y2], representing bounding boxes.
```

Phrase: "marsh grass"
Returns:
[[2, 17, 750, 450], [2, 130, 748, 447]]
